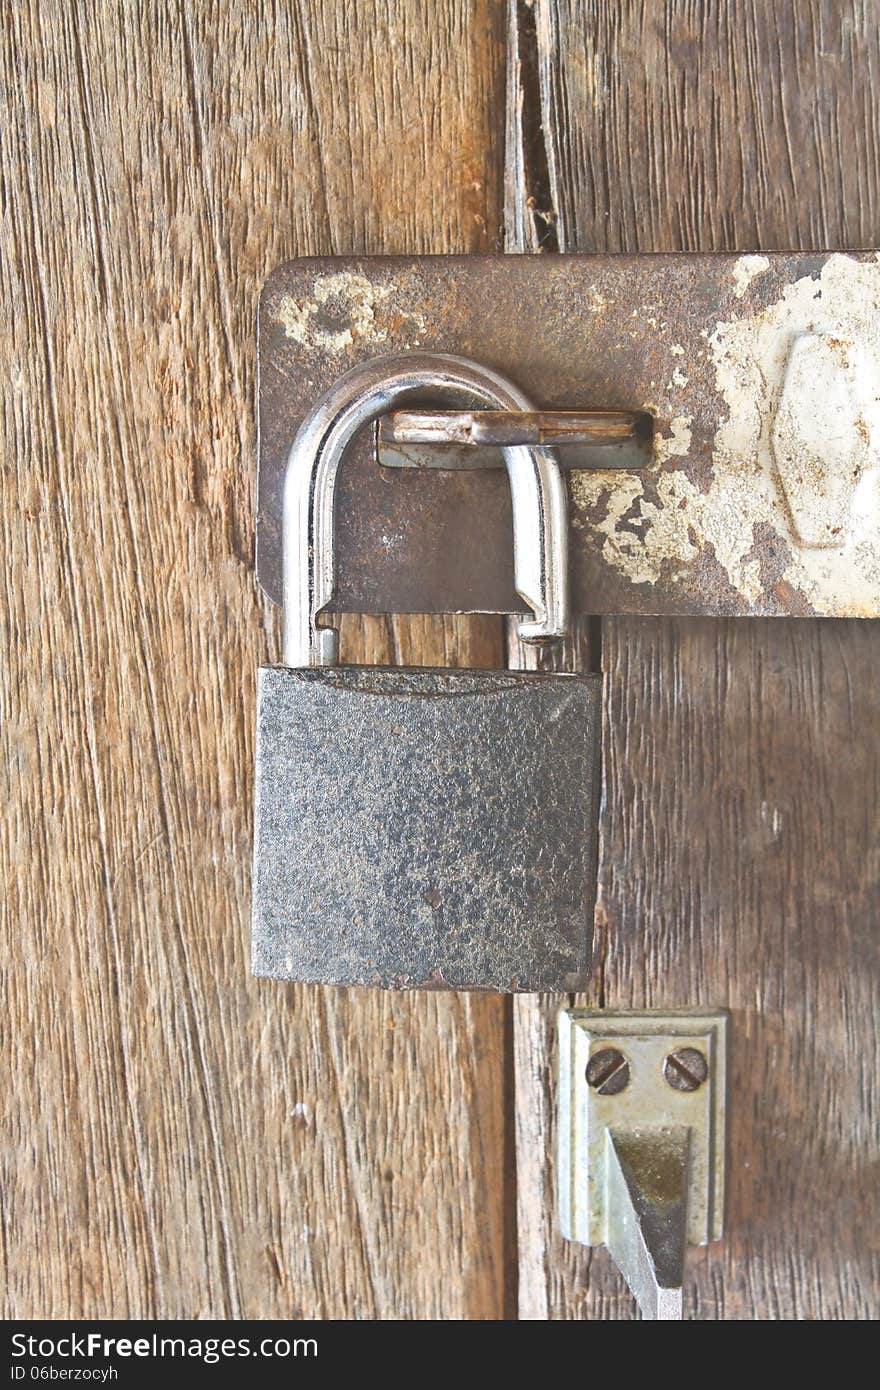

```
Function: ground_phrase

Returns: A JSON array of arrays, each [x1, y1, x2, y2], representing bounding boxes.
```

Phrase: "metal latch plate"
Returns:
[[258, 253, 880, 618], [558, 1008, 727, 1247]]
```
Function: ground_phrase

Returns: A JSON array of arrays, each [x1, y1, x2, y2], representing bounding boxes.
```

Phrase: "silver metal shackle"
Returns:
[[281, 352, 570, 667]]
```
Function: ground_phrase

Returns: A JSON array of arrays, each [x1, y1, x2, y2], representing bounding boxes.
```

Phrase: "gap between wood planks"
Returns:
[[502, 0, 607, 1319]]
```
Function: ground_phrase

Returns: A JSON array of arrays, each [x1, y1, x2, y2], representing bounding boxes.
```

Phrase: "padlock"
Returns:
[[252, 352, 602, 991]]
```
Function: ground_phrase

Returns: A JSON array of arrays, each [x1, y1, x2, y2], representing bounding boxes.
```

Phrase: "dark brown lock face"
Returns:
[[252, 665, 601, 992]]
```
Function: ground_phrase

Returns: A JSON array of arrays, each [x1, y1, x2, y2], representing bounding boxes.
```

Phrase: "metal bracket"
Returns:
[[558, 1008, 728, 1320], [258, 253, 880, 618]]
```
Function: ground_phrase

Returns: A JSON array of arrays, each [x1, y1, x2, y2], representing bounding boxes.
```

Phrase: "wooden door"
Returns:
[[3, 1, 876, 1320]]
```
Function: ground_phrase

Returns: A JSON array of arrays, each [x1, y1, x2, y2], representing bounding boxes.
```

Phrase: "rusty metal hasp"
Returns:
[[252, 354, 601, 992], [258, 253, 880, 619]]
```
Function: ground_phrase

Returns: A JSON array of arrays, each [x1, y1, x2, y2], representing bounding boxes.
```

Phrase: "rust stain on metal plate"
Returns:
[[258, 253, 880, 617]]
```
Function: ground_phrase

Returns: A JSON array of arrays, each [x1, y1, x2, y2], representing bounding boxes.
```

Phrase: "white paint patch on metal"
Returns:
[[731, 254, 770, 298], [572, 253, 880, 614], [712, 253, 880, 614], [771, 333, 877, 547]]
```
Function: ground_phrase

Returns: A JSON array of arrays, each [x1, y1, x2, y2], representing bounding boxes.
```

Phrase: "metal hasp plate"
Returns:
[[258, 253, 880, 619], [558, 1009, 728, 1320], [252, 666, 601, 991]]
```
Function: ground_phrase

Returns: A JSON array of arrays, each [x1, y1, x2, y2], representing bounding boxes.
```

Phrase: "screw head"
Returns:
[[663, 1047, 709, 1092], [586, 1047, 630, 1095]]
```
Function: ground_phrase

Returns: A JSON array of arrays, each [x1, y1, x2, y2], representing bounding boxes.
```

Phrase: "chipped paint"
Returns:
[[732, 254, 770, 298], [654, 414, 693, 462], [771, 333, 876, 546], [277, 271, 393, 353], [711, 253, 880, 611], [276, 269, 430, 355], [574, 466, 764, 602], [572, 253, 880, 613]]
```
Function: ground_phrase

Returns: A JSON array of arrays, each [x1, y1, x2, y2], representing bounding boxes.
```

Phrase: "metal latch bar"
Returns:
[[379, 407, 652, 456], [376, 408, 654, 472]]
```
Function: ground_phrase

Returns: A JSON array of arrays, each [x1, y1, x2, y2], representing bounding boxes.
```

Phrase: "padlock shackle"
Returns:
[[282, 353, 569, 667]]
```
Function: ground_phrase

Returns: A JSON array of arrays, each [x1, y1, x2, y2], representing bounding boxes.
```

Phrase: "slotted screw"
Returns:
[[663, 1047, 709, 1092], [586, 1047, 630, 1095]]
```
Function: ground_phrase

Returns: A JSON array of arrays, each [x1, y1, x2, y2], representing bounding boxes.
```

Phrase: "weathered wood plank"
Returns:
[[534, 0, 880, 254], [1, 1, 512, 1318], [510, 0, 880, 1320]]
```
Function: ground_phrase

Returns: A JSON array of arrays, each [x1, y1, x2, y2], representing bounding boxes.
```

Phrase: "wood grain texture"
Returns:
[[510, 0, 880, 1319], [1, 1, 513, 1318], [534, 0, 880, 254]]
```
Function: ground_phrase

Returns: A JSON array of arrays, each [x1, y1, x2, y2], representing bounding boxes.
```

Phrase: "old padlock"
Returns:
[[252, 352, 601, 991]]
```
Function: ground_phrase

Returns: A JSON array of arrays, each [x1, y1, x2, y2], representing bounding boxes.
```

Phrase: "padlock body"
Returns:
[[252, 665, 601, 991]]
